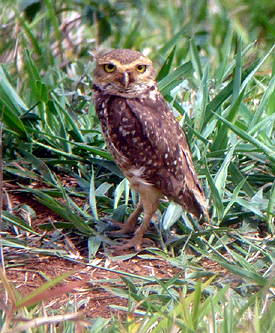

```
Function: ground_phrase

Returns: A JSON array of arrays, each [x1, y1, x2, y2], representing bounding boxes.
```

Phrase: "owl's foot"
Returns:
[[108, 218, 137, 234], [111, 235, 155, 251], [108, 201, 157, 251], [109, 219, 125, 229]]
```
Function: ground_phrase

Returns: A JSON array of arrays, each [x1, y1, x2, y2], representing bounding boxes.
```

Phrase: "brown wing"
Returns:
[[94, 89, 207, 218], [125, 90, 207, 218]]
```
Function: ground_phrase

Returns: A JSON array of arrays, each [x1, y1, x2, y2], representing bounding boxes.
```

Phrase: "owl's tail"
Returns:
[[174, 185, 209, 222]]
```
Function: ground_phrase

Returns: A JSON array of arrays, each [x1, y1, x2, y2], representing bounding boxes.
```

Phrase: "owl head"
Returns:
[[93, 49, 156, 98]]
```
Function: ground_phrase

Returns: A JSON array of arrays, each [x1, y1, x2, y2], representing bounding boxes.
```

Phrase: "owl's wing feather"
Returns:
[[95, 90, 207, 218], [125, 92, 207, 218]]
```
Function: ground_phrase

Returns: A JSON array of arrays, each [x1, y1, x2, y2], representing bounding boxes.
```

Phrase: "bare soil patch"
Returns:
[[2, 178, 227, 319]]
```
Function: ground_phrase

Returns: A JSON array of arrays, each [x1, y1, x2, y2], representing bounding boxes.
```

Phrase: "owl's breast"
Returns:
[[94, 92, 201, 201], [94, 95, 152, 173]]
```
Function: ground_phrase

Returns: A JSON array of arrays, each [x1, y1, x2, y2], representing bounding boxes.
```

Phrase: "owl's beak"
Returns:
[[118, 72, 129, 89]]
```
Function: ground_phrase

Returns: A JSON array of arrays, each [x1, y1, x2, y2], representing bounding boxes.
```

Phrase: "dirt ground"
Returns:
[[1, 179, 227, 320]]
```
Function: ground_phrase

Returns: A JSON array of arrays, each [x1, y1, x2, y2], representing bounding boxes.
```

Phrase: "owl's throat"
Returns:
[[93, 83, 143, 99]]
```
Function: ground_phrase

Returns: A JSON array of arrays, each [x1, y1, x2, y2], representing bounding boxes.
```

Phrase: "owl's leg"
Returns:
[[111, 189, 161, 251], [127, 198, 160, 251], [110, 201, 143, 234]]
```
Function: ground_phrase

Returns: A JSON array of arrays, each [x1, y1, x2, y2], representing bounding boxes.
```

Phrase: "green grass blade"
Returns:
[[158, 61, 194, 96], [224, 178, 248, 215], [211, 89, 245, 151], [89, 167, 98, 220], [215, 30, 233, 84], [266, 57, 275, 116], [114, 178, 129, 209], [156, 46, 176, 81], [15, 10, 42, 56], [194, 64, 209, 132], [18, 149, 57, 184], [267, 180, 275, 234], [240, 44, 275, 92], [213, 112, 275, 164], [212, 255, 267, 286], [248, 74, 275, 131], [158, 24, 191, 55], [190, 38, 203, 80], [21, 187, 93, 234], [214, 143, 236, 198], [0, 66, 29, 114], [204, 60, 260, 127], [205, 163, 224, 222], [231, 37, 242, 106], [228, 162, 254, 197], [162, 202, 183, 230], [2, 211, 39, 234]]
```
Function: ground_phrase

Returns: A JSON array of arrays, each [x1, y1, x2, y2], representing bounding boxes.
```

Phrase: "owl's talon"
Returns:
[[106, 229, 131, 237], [109, 219, 125, 229], [106, 223, 137, 236], [110, 236, 155, 252]]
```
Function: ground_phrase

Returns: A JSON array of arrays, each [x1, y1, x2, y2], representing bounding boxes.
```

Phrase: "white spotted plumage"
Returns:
[[93, 49, 208, 250]]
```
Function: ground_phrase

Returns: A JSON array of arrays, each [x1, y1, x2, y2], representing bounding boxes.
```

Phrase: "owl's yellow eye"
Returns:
[[137, 65, 147, 73], [104, 64, 116, 73]]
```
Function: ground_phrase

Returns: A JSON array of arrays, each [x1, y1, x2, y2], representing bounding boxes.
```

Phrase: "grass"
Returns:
[[1, 0, 275, 331]]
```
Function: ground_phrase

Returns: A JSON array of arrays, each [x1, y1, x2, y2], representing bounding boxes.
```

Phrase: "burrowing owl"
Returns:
[[93, 49, 208, 250]]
